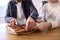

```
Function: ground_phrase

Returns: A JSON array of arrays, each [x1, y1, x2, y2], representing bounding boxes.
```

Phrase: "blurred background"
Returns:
[[0, 0, 10, 23]]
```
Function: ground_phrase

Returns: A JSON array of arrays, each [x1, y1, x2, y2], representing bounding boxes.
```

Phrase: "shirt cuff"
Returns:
[[47, 20, 59, 29]]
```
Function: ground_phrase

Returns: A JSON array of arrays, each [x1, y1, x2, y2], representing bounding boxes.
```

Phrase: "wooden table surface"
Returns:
[[0, 24, 60, 40]]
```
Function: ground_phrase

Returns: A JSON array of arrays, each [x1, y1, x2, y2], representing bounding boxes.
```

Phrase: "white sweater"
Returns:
[[43, 2, 60, 28]]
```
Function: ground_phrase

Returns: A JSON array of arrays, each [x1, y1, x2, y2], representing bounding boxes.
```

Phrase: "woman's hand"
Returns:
[[10, 18, 18, 26], [25, 17, 37, 31], [36, 22, 52, 32]]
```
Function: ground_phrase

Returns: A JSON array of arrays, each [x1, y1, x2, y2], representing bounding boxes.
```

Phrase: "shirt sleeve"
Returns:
[[42, 3, 60, 29], [29, 0, 38, 21], [41, 4, 47, 22], [48, 13, 60, 29], [5, 1, 13, 23]]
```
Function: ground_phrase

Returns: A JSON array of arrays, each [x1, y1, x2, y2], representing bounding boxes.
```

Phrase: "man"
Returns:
[[5, 0, 38, 31], [36, 0, 60, 32]]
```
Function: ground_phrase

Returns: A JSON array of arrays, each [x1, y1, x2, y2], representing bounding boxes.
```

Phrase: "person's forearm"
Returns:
[[36, 22, 52, 31], [30, 3, 38, 21], [30, 10, 38, 21]]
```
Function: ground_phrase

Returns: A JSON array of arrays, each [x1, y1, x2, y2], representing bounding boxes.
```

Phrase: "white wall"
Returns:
[[0, 0, 10, 6], [0, 0, 10, 17], [32, 0, 42, 11]]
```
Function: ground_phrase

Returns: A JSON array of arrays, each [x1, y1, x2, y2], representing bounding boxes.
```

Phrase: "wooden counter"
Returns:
[[0, 24, 60, 40]]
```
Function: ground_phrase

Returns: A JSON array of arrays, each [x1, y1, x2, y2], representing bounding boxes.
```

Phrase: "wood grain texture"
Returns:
[[0, 24, 60, 40]]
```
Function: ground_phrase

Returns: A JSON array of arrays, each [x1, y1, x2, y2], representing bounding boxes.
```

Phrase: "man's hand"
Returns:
[[10, 18, 17, 26], [36, 22, 52, 32], [25, 17, 37, 31]]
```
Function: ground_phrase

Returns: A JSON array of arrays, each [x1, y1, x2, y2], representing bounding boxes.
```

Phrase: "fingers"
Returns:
[[14, 19, 18, 25], [10, 21, 14, 26], [10, 18, 17, 26], [25, 21, 37, 31]]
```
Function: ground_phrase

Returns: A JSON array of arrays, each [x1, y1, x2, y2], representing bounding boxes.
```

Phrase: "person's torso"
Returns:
[[16, 2, 26, 25], [10, 0, 30, 19], [44, 3, 60, 21]]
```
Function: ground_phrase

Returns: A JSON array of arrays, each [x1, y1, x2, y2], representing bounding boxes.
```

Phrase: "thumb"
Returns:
[[14, 19, 18, 25]]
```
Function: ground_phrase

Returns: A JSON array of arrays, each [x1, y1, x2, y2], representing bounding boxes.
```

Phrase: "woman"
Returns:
[[5, 0, 38, 31], [35, 0, 60, 31]]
